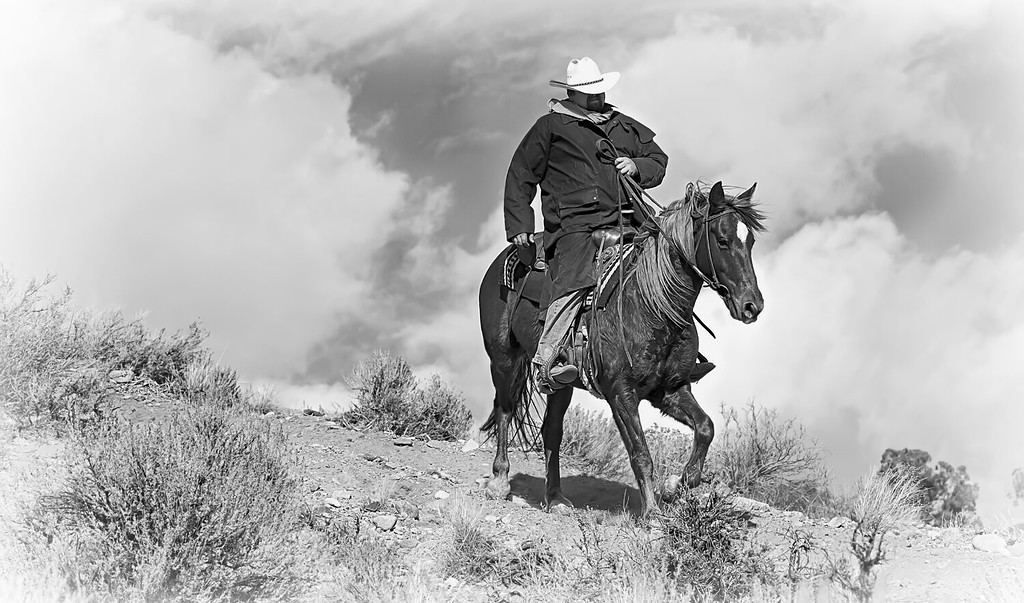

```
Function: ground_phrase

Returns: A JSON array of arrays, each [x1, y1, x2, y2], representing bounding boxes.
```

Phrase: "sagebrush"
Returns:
[[344, 350, 472, 440], [0, 271, 211, 430], [25, 405, 304, 601]]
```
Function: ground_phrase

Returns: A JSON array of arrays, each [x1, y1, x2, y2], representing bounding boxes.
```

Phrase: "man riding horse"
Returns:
[[504, 57, 669, 393]]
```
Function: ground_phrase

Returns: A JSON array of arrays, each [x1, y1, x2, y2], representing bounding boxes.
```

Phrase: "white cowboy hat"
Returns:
[[548, 57, 620, 94]]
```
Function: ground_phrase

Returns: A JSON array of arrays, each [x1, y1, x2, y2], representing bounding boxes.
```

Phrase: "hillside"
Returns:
[[3, 393, 1023, 602]]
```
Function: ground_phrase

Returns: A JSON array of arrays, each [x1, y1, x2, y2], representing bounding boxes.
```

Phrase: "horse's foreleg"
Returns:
[[608, 384, 658, 517], [542, 388, 573, 512], [657, 385, 714, 490]]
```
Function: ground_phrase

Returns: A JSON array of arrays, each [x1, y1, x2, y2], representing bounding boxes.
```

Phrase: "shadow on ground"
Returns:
[[509, 472, 642, 515]]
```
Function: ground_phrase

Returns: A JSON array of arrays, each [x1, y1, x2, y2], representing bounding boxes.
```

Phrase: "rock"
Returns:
[[511, 495, 529, 507], [461, 440, 480, 453], [383, 461, 399, 470], [425, 440, 446, 450], [1006, 541, 1024, 557], [972, 533, 1008, 554], [663, 474, 682, 493], [434, 490, 450, 500], [827, 516, 851, 529], [108, 369, 133, 383], [303, 408, 325, 417], [362, 453, 382, 462], [431, 469, 457, 483], [485, 515, 499, 523], [263, 411, 275, 417], [395, 501, 420, 520], [732, 496, 771, 514], [475, 477, 490, 486], [373, 514, 398, 531], [394, 437, 415, 447], [324, 497, 343, 508], [331, 490, 353, 500], [444, 577, 461, 588]]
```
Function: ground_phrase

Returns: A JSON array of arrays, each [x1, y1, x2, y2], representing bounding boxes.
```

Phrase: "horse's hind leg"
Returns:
[[542, 388, 573, 512], [483, 359, 520, 500], [655, 384, 714, 489]]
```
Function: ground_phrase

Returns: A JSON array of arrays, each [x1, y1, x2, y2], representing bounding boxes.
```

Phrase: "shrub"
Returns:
[[25, 404, 303, 600], [830, 469, 923, 602], [879, 448, 979, 524], [561, 406, 630, 479], [560, 406, 691, 493], [710, 403, 835, 515], [656, 489, 776, 600], [441, 494, 554, 586], [344, 351, 472, 440], [0, 271, 209, 430]]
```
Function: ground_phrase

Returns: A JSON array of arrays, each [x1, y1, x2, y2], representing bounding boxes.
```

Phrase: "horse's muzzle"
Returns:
[[741, 301, 761, 323]]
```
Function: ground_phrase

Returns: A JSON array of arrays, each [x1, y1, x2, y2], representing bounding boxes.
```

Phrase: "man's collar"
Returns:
[[548, 98, 617, 124]]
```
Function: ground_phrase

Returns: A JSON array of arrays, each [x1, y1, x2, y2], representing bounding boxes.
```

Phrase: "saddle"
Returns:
[[501, 228, 717, 397]]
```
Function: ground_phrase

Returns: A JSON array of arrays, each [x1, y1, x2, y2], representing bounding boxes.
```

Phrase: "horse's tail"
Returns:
[[480, 347, 544, 451]]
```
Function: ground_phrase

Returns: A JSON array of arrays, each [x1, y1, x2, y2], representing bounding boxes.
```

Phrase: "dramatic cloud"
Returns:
[[687, 214, 1024, 503], [0, 2, 420, 381]]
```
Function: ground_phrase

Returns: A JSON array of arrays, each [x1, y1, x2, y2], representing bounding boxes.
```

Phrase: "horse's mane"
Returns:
[[632, 183, 766, 328]]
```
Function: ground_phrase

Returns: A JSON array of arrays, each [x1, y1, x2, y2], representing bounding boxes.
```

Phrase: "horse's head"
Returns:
[[693, 181, 765, 324]]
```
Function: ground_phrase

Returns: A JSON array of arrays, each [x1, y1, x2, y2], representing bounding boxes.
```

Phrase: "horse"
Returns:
[[477, 181, 765, 518]]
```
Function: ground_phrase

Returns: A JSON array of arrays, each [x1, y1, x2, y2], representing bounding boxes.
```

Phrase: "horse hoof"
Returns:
[[545, 495, 575, 514], [484, 480, 511, 501]]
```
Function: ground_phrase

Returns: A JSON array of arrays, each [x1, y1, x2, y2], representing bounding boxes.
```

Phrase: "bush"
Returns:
[[830, 469, 923, 602], [344, 351, 472, 440], [0, 271, 208, 429], [561, 406, 691, 493], [25, 405, 303, 600], [561, 406, 630, 479], [879, 448, 979, 524], [710, 403, 835, 515], [656, 489, 776, 600]]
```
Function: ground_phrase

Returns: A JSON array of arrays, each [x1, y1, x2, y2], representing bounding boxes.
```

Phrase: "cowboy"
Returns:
[[504, 57, 668, 391]]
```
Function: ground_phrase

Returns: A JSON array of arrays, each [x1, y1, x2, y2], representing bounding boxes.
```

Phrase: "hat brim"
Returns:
[[549, 71, 620, 94]]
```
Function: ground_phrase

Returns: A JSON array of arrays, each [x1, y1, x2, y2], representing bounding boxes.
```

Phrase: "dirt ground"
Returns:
[[2, 401, 1023, 602]]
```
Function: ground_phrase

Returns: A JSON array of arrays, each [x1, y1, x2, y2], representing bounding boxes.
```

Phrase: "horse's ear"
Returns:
[[709, 181, 726, 206], [739, 182, 757, 200]]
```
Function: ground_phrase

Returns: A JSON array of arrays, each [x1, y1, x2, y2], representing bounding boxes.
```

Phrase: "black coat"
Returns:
[[504, 105, 668, 298]]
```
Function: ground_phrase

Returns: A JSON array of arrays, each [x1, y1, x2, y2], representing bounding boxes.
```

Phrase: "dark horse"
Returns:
[[478, 181, 765, 518]]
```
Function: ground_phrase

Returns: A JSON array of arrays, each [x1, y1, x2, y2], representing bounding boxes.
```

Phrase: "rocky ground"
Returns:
[[2, 400, 1023, 602]]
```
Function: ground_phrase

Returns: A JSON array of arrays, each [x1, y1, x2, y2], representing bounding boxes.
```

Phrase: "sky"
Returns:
[[1, 0, 1022, 511]]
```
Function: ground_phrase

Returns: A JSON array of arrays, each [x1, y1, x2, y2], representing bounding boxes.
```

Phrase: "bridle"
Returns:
[[691, 205, 738, 301]]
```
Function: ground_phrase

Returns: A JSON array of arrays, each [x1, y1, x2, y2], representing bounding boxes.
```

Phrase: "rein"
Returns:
[[595, 139, 732, 345]]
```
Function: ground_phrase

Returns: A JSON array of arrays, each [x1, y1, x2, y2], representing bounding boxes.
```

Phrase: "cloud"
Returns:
[[613, 0, 1019, 243], [0, 2, 419, 379], [690, 213, 1024, 501]]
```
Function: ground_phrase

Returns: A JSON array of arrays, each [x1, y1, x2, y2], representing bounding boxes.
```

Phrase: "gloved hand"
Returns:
[[614, 157, 638, 177], [512, 232, 534, 247]]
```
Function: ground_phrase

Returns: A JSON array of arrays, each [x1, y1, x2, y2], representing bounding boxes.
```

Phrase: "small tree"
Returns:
[[879, 448, 978, 524]]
